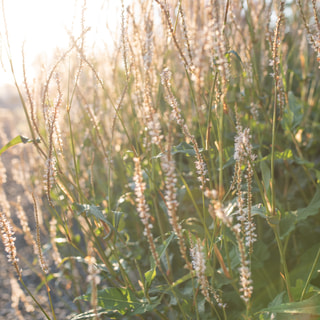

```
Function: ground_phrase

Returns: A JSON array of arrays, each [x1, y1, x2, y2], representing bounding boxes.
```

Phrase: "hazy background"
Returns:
[[0, 0, 131, 112], [0, 0, 128, 87]]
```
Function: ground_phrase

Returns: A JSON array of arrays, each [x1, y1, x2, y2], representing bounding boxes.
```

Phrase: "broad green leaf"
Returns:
[[152, 142, 198, 159], [269, 291, 286, 307], [73, 203, 108, 224], [252, 241, 270, 269], [260, 294, 320, 315], [250, 204, 268, 218], [147, 272, 193, 297], [279, 187, 320, 239], [222, 157, 234, 170], [281, 92, 304, 133], [289, 244, 320, 284], [231, 204, 268, 220], [290, 278, 320, 301], [279, 211, 298, 239], [171, 142, 197, 156], [221, 146, 236, 169], [296, 187, 320, 221], [254, 286, 285, 314], [145, 233, 177, 289], [0, 135, 38, 156], [76, 287, 160, 317]]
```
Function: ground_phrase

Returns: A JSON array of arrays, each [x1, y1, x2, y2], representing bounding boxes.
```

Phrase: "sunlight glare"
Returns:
[[0, 0, 121, 86]]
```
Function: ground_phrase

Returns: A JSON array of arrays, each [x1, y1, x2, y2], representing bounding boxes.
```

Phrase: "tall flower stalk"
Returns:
[[161, 68, 207, 190], [133, 157, 161, 271], [233, 120, 257, 254], [189, 235, 226, 312], [206, 189, 253, 308], [161, 130, 192, 270], [0, 209, 20, 277], [43, 74, 63, 205], [270, 0, 285, 217]]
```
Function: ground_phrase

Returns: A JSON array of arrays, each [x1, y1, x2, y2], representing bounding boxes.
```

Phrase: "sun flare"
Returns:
[[0, 0, 120, 86]]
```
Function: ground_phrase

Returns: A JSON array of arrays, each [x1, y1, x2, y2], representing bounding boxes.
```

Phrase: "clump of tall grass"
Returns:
[[1, 0, 320, 319]]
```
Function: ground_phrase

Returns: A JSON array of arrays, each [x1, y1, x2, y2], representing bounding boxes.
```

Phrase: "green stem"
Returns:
[[191, 277, 200, 320], [150, 145, 172, 277], [223, 224, 233, 279], [45, 279, 57, 320], [19, 277, 52, 320], [218, 101, 224, 198], [84, 216, 120, 281], [300, 247, 320, 301], [178, 170, 211, 240], [271, 90, 277, 216], [185, 69, 205, 147], [154, 310, 170, 320], [272, 226, 293, 301]]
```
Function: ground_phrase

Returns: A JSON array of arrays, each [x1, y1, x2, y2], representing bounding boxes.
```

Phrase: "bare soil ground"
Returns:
[[0, 87, 69, 319]]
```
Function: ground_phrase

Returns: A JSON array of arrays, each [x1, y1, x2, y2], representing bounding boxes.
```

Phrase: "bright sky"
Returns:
[[0, 0, 125, 86]]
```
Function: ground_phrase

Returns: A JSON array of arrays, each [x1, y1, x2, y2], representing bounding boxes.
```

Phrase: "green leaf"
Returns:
[[69, 307, 116, 319], [289, 244, 320, 284], [172, 142, 197, 156], [269, 291, 286, 307], [279, 211, 298, 239], [183, 217, 205, 234], [260, 294, 320, 315], [145, 232, 176, 289], [259, 149, 294, 162], [112, 210, 124, 231], [281, 92, 304, 133], [294, 157, 314, 168], [152, 142, 198, 159], [296, 187, 320, 221], [252, 240, 270, 269], [35, 273, 55, 292], [251, 204, 268, 218], [279, 187, 320, 239], [259, 149, 314, 170], [144, 267, 157, 289], [76, 287, 160, 317], [0, 135, 37, 156], [226, 50, 243, 65], [73, 203, 108, 224], [156, 231, 176, 261], [290, 278, 320, 301]]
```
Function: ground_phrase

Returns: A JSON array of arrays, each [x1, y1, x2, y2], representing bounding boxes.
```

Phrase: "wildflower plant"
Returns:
[[0, 0, 320, 319]]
